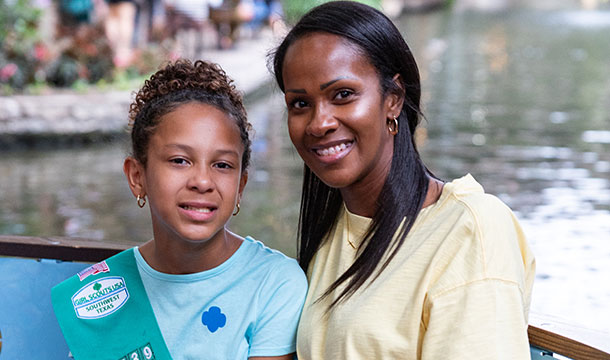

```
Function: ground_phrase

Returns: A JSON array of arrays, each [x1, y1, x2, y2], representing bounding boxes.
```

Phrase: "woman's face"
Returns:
[[281, 32, 402, 192]]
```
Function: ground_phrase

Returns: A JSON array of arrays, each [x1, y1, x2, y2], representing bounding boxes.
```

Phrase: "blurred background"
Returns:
[[1, 0, 609, 335]]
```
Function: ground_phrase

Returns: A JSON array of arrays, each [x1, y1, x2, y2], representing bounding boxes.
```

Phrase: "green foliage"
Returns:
[[0, 0, 165, 93], [281, 0, 382, 25], [0, 0, 45, 89]]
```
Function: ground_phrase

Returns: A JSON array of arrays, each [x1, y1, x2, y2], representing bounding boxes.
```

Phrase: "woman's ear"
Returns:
[[123, 157, 146, 197], [385, 73, 405, 119]]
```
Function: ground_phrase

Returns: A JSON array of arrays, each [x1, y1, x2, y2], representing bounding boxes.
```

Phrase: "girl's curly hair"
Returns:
[[128, 59, 252, 171]]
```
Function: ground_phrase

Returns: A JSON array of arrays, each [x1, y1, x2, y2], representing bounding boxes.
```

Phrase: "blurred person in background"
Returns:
[[104, 0, 137, 68]]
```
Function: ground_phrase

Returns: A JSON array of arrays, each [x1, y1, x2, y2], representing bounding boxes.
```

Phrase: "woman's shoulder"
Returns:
[[425, 175, 534, 298], [423, 175, 528, 267], [438, 174, 515, 225]]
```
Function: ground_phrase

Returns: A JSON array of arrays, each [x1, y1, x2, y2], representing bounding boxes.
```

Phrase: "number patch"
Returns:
[[119, 343, 155, 360]]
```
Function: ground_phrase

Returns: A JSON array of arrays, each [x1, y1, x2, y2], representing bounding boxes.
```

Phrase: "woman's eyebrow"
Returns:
[[286, 88, 307, 94], [286, 77, 353, 93], [320, 77, 351, 90]]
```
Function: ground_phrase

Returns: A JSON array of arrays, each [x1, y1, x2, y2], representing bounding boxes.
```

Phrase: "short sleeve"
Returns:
[[420, 191, 534, 359], [421, 279, 531, 360], [248, 259, 308, 357]]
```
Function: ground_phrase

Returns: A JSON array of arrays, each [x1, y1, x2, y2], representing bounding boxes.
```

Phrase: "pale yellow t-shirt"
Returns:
[[296, 174, 535, 360]]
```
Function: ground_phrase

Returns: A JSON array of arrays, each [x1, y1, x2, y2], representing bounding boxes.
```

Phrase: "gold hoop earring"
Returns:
[[136, 194, 146, 208], [388, 116, 399, 135], [232, 203, 240, 216]]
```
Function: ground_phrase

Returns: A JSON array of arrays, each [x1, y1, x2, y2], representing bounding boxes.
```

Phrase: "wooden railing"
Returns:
[[528, 312, 610, 359], [1, 235, 609, 359], [0, 235, 137, 262]]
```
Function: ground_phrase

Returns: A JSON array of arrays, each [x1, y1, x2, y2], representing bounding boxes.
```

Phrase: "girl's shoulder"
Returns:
[[238, 236, 308, 302], [239, 236, 306, 279]]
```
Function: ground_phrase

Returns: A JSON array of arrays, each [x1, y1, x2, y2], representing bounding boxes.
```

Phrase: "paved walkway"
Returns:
[[202, 29, 279, 95], [0, 30, 279, 139]]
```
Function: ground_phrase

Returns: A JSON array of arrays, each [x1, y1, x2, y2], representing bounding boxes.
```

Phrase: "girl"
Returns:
[[52, 59, 307, 360], [271, 1, 535, 359]]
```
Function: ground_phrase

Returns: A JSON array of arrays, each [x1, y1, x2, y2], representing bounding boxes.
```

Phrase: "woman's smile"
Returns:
[[311, 140, 354, 163]]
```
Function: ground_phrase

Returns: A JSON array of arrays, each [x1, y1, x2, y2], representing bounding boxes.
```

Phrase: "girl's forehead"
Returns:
[[155, 103, 240, 141]]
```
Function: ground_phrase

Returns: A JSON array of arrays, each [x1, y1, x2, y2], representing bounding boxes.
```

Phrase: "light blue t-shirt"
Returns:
[[134, 236, 307, 359]]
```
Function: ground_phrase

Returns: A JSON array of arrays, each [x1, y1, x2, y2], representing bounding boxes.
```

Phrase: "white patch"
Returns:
[[71, 276, 130, 319]]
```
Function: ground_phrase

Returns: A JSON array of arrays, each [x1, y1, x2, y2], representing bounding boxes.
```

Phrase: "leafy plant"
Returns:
[[0, 0, 46, 89]]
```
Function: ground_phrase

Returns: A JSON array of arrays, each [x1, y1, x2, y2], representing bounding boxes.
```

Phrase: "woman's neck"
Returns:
[[341, 175, 444, 218]]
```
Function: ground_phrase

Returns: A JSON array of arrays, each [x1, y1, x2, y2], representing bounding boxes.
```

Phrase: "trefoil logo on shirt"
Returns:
[[201, 306, 226, 333]]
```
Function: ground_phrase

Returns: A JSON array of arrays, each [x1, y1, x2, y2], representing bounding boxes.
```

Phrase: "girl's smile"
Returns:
[[178, 201, 217, 221]]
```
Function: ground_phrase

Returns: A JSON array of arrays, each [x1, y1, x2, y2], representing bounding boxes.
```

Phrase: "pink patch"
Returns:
[[77, 261, 110, 281]]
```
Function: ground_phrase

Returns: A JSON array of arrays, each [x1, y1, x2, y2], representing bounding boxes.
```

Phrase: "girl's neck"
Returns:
[[139, 230, 243, 274]]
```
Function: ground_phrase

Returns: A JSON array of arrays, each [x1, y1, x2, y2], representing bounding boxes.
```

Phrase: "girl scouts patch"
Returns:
[[71, 276, 129, 319]]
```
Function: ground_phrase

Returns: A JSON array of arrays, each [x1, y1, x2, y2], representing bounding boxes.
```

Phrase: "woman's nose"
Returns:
[[306, 104, 338, 137]]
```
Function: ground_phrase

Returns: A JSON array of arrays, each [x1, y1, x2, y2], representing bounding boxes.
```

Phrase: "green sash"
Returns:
[[51, 248, 172, 360]]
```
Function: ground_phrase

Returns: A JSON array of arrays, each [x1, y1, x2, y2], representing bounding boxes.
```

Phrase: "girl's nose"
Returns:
[[187, 166, 214, 193], [306, 104, 338, 137]]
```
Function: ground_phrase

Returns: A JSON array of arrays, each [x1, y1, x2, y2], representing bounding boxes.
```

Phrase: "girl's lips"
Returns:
[[179, 203, 217, 221], [311, 140, 354, 164]]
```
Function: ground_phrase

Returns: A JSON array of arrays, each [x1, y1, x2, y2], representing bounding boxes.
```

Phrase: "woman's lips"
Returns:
[[311, 140, 354, 164]]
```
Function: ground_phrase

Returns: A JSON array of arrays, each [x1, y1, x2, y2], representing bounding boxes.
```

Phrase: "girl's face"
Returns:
[[281, 32, 402, 193], [125, 102, 247, 248]]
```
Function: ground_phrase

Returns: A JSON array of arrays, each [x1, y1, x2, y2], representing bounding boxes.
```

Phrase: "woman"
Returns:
[[271, 1, 535, 359]]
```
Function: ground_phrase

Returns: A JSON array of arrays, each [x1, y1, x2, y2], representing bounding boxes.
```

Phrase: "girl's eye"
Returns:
[[170, 158, 189, 166], [214, 162, 233, 170]]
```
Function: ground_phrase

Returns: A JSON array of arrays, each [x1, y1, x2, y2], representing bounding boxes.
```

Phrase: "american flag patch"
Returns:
[[78, 261, 110, 281]]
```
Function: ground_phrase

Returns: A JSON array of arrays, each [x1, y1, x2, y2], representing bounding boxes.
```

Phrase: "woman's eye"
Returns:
[[290, 99, 308, 109], [335, 90, 353, 100]]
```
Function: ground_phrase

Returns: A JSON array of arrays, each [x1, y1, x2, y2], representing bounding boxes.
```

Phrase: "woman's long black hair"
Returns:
[[271, 1, 430, 307]]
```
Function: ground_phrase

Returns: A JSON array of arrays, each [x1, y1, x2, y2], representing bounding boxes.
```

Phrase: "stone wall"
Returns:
[[0, 91, 133, 138]]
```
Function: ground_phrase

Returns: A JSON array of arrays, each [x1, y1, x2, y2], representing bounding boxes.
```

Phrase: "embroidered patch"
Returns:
[[71, 276, 129, 319], [201, 306, 226, 333], [119, 343, 155, 360], [77, 261, 110, 281]]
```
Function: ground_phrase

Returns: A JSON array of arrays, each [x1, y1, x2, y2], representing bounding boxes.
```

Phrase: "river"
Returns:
[[1, 1, 609, 334]]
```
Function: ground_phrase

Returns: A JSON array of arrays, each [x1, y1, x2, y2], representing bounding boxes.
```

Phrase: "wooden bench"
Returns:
[[1, 235, 609, 359]]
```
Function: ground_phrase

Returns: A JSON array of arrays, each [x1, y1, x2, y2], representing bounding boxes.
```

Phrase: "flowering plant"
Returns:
[[0, 0, 46, 90]]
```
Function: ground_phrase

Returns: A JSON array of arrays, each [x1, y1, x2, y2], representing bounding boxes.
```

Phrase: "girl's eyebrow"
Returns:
[[164, 143, 193, 152], [164, 144, 239, 157]]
